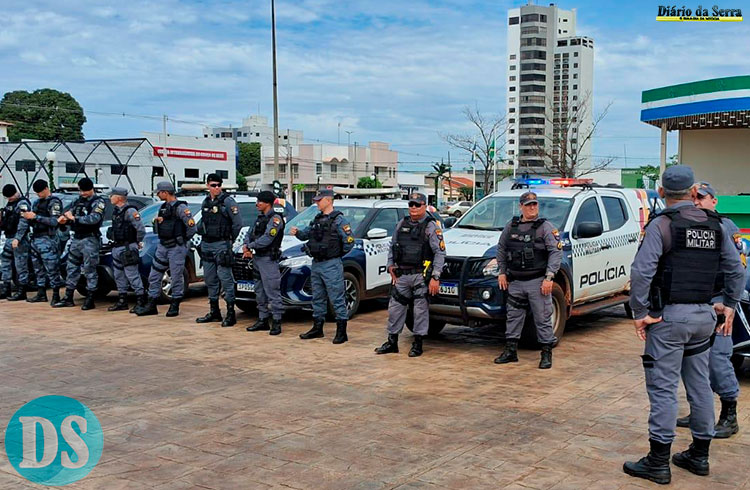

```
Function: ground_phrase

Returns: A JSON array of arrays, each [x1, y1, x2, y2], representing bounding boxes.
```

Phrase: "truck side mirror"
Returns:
[[575, 221, 603, 239]]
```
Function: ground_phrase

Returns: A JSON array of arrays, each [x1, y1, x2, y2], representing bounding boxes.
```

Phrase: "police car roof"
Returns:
[[177, 194, 257, 203], [489, 186, 581, 199], [333, 198, 410, 208]]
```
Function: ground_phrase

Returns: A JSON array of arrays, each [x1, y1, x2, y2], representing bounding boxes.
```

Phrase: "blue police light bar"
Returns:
[[516, 178, 548, 185]]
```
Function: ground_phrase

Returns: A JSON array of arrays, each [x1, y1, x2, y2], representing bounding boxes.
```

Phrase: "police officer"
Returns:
[[52, 178, 106, 310], [106, 187, 146, 312], [0, 184, 32, 301], [195, 174, 243, 327], [290, 189, 355, 343], [374, 192, 445, 357], [675, 181, 744, 438], [494, 191, 562, 369], [23, 179, 64, 304], [623, 166, 745, 485], [244, 191, 285, 335], [136, 181, 197, 317]]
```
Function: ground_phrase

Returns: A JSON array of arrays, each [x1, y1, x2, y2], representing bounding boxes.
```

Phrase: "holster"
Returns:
[[216, 248, 234, 267], [121, 248, 140, 266], [390, 286, 411, 306]]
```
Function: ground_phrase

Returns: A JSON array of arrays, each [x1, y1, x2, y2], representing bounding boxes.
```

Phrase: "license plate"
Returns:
[[237, 281, 255, 293], [439, 282, 458, 296]]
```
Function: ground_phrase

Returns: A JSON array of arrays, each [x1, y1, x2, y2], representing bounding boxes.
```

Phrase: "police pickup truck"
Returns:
[[429, 178, 662, 343]]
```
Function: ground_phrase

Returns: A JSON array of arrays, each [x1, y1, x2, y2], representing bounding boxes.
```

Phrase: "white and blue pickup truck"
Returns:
[[429, 178, 663, 343]]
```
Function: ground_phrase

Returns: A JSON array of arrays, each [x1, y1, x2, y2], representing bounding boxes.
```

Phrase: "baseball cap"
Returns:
[[313, 189, 334, 202], [257, 190, 275, 204], [77, 178, 94, 191], [2, 184, 17, 198], [407, 193, 427, 205], [110, 186, 128, 197], [696, 181, 716, 198], [661, 165, 695, 191], [519, 191, 538, 205], [155, 181, 175, 193], [32, 180, 48, 193]]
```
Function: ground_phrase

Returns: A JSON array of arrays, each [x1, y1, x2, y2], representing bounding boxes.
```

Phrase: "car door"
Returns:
[[599, 193, 640, 295], [362, 208, 400, 291], [569, 196, 608, 302]]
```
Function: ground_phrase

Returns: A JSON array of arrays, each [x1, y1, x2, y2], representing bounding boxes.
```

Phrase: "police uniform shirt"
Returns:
[[296, 212, 356, 255], [74, 195, 106, 227], [630, 201, 745, 320], [9, 198, 32, 241], [496, 217, 563, 277], [245, 208, 284, 251], [386, 215, 447, 275], [172, 201, 198, 240], [201, 193, 244, 241], [32, 197, 62, 232], [118, 205, 147, 243]]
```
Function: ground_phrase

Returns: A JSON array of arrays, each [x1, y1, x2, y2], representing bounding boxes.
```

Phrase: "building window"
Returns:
[[243, 133, 248, 137], [283, 135, 288, 139], [256, 133, 260, 137], [521, 13, 539, 22], [509, 86, 516, 92], [540, 14, 546, 22], [574, 52, 579, 57], [509, 16, 519, 25], [509, 97, 516, 102], [330, 164, 337, 177], [509, 118, 515, 123], [509, 65, 516, 70], [509, 108, 516, 113], [573, 73, 578, 79], [509, 129, 515, 134], [571, 39, 581, 46], [185, 168, 199, 179], [16, 160, 35, 172], [292, 164, 299, 179], [215, 170, 229, 180], [557, 40, 568, 47], [111, 165, 127, 175], [509, 54, 516, 60], [65, 162, 84, 174], [573, 63, 578, 68], [316, 162, 322, 174], [152, 167, 164, 177], [509, 76, 516, 81], [573, 84, 578, 89], [509, 139, 515, 144]]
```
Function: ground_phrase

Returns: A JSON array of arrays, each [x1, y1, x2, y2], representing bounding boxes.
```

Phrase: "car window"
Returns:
[[237, 202, 258, 224], [458, 196, 572, 231], [461, 201, 471, 206], [284, 206, 371, 236], [574, 197, 602, 230], [137, 201, 202, 225], [367, 208, 400, 235], [602, 196, 627, 231]]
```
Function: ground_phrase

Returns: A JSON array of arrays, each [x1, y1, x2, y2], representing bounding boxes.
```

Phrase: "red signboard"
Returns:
[[153, 146, 228, 161]]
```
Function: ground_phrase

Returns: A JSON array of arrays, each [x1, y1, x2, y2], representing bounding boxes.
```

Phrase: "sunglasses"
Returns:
[[208, 183, 221, 188], [408, 201, 424, 208]]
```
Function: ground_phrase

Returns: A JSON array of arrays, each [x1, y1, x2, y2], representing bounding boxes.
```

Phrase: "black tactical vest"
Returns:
[[306, 211, 344, 260], [0, 198, 29, 237], [252, 211, 284, 256], [31, 196, 61, 236], [110, 204, 138, 245], [71, 196, 105, 239], [505, 217, 549, 280], [652, 208, 722, 305], [157, 200, 188, 242], [200, 193, 232, 242], [393, 216, 435, 268]]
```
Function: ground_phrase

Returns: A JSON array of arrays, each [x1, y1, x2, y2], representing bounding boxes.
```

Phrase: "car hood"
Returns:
[[443, 227, 499, 257]]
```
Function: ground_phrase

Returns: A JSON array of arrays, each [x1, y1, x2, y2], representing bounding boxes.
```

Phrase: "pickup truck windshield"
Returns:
[[456, 196, 572, 230]]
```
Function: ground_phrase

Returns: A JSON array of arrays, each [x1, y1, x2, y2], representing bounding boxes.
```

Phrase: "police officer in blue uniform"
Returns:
[[195, 174, 243, 327], [23, 179, 64, 304], [291, 189, 355, 343], [106, 187, 146, 312], [244, 191, 285, 335], [675, 181, 744, 438], [0, 184, 32, 301], [53, 178, 106, 310], [375, 192, 445, 357], [623, 166, 745, 485], [137, 181, 197, 317], [494, 191, 563, 369]]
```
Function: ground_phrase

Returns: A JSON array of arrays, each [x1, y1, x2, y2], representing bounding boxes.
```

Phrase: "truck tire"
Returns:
[[731, 354, 745, 373], [235, 300, 256, 314], [75, 266, 113, 299], [404, 304, 446, 337], [158, 267, 190, 304], [624, 302, 634, 319], [520, 282, 567, 347]]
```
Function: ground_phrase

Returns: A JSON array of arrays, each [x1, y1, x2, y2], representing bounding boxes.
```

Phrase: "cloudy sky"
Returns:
[[2, 0, 749, 172]]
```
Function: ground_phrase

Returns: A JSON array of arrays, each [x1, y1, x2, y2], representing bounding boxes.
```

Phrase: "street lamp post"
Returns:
[[271, 0, 280, 181]]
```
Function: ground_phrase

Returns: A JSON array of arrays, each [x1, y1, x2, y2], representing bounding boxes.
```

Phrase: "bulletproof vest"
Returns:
[[0, 198, 29, 237], [652, 208, 722, 305], [31, 196, 61, 236], [157, 200, 188, 241], [251, 211, 284, 256], [70, 196, 105, 238], [200, 193, 232, 241], [505, 217, 549, 280], [393, 216, 435, 268], [306, 211, 344, 260], [111, 204, 138, 245]]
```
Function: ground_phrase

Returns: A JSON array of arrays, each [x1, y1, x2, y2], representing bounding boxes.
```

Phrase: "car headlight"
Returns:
[[482, 258, 500, 277], [280, 255, 313, 269]]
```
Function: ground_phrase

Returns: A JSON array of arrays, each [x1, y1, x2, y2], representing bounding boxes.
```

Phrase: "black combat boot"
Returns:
[[672, 437, 710, 476], [0, 281, 11, 299], [130, 294, 146, 314], [539, 343, 553, 369], [196, 299, 222, 323], [50, 288, 60, 306], [135, 297, 158, 316], [81, 291, 96, 310], [246, 317, 270, 332], [676, 414, 690, 428], [332, 319, 348, 344], [52, 288, 75, 308], [375, 334, 399, 354], [623, 439, 672, 485], [494, 340, 519, 364], [107, 294, 129, 311], [166, 298, 181, 317], [408, 335, 423, 357], [8, 285, 27, 302], [221, 302, 236, 327], [714, 399, 739, 438], [27, 287, 48, 303], [269, 318, 282, 336], [300, 317, 325, 339]]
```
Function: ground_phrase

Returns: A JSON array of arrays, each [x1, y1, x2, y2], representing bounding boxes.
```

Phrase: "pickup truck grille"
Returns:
[[440, 257, 489, 280]]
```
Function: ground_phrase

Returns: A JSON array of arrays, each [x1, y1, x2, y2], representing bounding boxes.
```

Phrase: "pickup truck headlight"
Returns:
[[280, 255, 312, 269], [482, 258, 500, 277]]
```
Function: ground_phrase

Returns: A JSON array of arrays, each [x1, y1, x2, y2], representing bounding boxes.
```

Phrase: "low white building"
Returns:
[[203, 115, 303, 147]]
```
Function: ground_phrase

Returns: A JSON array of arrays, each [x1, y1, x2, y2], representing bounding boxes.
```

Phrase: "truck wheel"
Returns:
[[76, 269, 112, 299], [235, 300, 255, 314], [327, 271, 360, 320], [520, 282, 568, 347], [159, 267, 190, 304], [731, 354, 745, 373], [404, 304, 445, 337], [624, 302, 634, 319]]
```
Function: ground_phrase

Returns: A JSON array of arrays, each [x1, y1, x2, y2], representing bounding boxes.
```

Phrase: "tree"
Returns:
[[357, 176, 382, 189], [458, 186, 473, 200], [442, 106, 507, 193], [236, 142, 261, 176], [432, 161, 450, 204], [0, 89, 86, 141], [637, 154, 678, 187], [528, 91, 613, 178], [236, 174, 248, 191]]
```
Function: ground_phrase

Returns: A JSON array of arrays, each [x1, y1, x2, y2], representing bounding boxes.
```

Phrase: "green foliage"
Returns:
[[0, 89, 86, 141], [357, 176, 382, 188], [293, 183, 306, 192], [459, 186, 473, 200], [236, 174, 248, 191], [237, 142, 261, 176]]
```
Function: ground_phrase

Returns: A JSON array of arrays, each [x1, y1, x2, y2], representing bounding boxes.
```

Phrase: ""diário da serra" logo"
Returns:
[[4, 396, 103, 486]]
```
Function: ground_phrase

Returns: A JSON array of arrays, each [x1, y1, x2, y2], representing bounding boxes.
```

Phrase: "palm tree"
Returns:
[[432, 161, 450, 206]]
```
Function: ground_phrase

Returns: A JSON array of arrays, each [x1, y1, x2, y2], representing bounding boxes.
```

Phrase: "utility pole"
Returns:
[[271, 0, 280, 181], [353, 141, 358, 187], [337, 121, 341, 145], [492, 130, 497, 193], [287, 129, 293, 207], [448, 151, 453, 202], [162, 114, 171, 186]]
